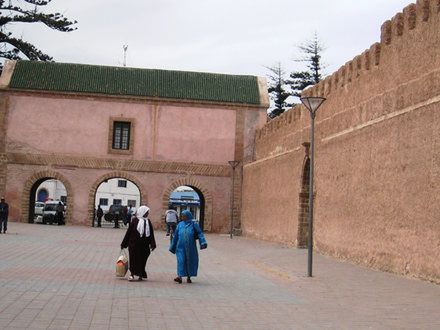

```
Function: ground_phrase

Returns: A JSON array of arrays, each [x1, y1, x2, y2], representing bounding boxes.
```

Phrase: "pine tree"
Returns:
[[0, 0, 77, 69], [266, 62, 291, 119], [288, 33, 325, 97]]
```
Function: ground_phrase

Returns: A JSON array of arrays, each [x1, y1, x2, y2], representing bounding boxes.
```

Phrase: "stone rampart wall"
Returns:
[[242, 0, 440, 283]]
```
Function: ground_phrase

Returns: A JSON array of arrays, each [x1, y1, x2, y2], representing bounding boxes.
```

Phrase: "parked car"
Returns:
[[34, 202, 45, 216], [104, 204, 125, 222], [35, 201, 65, 225]]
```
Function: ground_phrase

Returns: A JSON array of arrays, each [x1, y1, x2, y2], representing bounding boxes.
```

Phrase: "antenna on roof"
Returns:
[[123, 45, 128, 67]]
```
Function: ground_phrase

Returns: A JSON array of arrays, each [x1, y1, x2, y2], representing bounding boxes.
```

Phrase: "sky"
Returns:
[[7, 0, 412, 79]]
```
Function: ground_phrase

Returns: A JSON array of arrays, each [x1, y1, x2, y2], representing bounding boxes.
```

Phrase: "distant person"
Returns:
[[124, 205, 133, 226], [165, 206, 179, 236], [111, 205, 120, 229], [122, 205, 128, 226], [169, 210, 207, 284], [0, 197, 9, 234], [96, 205, 103, 227], [121, 205, 156, 281], [56, 202, 64, 226]]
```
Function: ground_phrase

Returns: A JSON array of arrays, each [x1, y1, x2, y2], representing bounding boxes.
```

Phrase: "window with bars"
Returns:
[[112, 121, 131, 150], [118, 180, 127, 188]]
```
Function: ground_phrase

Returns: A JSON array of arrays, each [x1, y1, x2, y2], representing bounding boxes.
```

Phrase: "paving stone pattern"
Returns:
[[0, 223, 439, 329]]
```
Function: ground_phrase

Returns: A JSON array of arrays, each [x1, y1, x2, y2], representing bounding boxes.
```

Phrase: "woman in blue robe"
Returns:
[[169, 210, 207, 283]]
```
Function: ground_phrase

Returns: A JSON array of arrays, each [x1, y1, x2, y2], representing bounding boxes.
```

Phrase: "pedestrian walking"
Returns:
[[124, 204, 133, 226], [169, 210, 207, 284], [165, 206, 179, 236], [120, 205, 156, 281], [56, 202, 64, 225], [96, 205, 103, 227], [111, 204, 120, 229], [0, 197, 9, 234]]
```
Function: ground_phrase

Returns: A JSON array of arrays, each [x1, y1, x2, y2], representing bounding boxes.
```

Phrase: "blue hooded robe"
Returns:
[[169, 210, 207, 277]]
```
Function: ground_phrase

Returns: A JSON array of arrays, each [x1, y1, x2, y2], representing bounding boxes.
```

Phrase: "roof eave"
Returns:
[[4, 87, 268, 110]]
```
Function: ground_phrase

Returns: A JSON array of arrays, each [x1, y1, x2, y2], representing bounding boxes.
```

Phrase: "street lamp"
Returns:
[[228, 160, 240, 239], [300, 96, 326, 277]]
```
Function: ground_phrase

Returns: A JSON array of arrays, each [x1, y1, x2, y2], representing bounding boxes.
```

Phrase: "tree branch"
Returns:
[[0, 3, 77, 32], [0, 31, 52, 61], [0, 0, 76, 70]]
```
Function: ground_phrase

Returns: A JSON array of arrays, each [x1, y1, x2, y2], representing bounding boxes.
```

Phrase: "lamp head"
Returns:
[[228, 160, 240, 169], [300, 96, 326, 116]]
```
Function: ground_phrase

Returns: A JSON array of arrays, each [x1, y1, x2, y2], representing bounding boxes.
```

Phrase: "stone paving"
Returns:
[[1, 223, 440, 330]]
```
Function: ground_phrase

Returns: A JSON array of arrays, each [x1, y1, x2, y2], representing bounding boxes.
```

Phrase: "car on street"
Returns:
[[34, 201, 65, 225], [104, 204, 125, 223], [34, 202, 45, 216]]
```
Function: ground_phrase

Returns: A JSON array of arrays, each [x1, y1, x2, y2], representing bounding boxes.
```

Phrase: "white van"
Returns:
[[35, 201, 65, 225], [34, 202, 45, 216]]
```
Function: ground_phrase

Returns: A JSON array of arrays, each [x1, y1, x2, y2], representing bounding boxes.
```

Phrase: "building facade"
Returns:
[[94, 178, 140, 212], [0, 61, 268, 231], [35, 179, 67, 203]]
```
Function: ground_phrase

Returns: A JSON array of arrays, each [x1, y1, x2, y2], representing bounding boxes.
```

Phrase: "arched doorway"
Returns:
[[162, 178, 212, 232], [297, 156, 310, 248], [168, 186, 204, 229], [89, 172, 144, 227], [22, 171, 73, 225]]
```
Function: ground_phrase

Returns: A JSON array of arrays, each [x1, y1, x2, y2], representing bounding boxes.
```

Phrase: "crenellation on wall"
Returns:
[[314, 80, 321, 96], [254, 108, 306, 160], [370, 43, 381, 66], [314, 79, 323, 97], [332, 69, 339, 90], [362, 50, 371, 71], [315, 67, 440, 143], [355, 55, 363, 78], [418, 0, 431, 21], [381, 20, 393, 45], [346, 62, 353, 84], [325, 75, 333, 96], [258, 0, 440, 148], [255, 106, 302, 143], [404, 3, 418, 29], [339, 66, 347, 87], [393, 12, 405, 36]]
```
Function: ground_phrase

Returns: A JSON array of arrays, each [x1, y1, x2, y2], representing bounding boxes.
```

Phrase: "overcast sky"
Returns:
[[9, 0, 411, 78]]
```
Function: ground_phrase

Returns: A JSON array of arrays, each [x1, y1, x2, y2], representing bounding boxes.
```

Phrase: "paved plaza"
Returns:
[[0, 223, 439, 330]]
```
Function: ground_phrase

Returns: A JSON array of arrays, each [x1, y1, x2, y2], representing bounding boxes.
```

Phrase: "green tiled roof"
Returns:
[[8, 61, 263, 105]]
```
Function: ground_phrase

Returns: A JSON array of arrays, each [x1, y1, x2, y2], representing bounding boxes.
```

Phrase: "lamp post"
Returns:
[[300, 96, 326, 277], [228, 160, 240, 239]]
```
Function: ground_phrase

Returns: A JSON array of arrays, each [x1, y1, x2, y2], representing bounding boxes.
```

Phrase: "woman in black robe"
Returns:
[[121, 205, 156, 281]]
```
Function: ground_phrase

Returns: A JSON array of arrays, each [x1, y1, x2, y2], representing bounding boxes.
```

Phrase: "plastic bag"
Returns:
[[115, 249, 128, 277]]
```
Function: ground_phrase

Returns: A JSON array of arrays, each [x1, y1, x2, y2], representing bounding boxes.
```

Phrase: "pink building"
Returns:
[[0, 60, 268, 231]]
